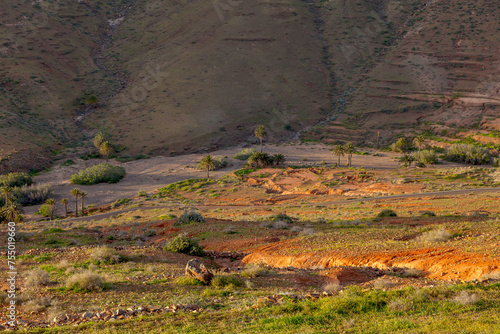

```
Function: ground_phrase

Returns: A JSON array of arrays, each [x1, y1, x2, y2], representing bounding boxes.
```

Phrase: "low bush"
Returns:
[[70, 163, 125, 185], [414, 150, 438, 164], [445, 144, 490, 165], [452, 291, 480, 305], [89, 247, 126, 264], [211, 275, 244, 288], [377, 209, 397, 218], [0, 172, 32, 188], [175, 276, 207, 286], [240, 265, 270, 278], [233, 148, 257, 161], [36, 204, 53, 218], [272, 221, 289, 229], [420, 210, 436, 217], [270, 213, 294, 224], [176, 209, 205, 225], [65, 270, 105, 292], [25, 269, 50, 289], [417, 228, 452, 243], [2, 184, 52, 206], [164, 234, 204, 256]]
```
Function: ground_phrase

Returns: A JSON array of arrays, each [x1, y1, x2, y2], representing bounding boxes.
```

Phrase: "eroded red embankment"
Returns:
[[242, 240, 500, 281]]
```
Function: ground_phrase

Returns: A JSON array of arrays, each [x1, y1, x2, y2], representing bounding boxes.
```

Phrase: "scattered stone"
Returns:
[[185, 258, 213, 283], [82, 311, 93, 319]]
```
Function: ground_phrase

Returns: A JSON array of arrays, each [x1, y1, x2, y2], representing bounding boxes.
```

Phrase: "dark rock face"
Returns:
[[185, 258, 213, 283]]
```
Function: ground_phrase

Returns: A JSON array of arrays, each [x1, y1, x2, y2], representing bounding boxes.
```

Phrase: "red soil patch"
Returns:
[[243, 240, 500, 281]]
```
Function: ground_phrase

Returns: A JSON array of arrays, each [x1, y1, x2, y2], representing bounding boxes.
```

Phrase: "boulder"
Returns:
[[185, 258, 213, 283]]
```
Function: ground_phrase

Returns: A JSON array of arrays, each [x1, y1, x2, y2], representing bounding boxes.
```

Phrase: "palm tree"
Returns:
[[254, 125, 267, 153], [273, 153, 285, 166], [333, 144, 345, 166], [199, 155, 216, 179], [1, 198, 23, 223], [1, 186, 12, 206], [60, 198, 68, 217], [99, 141, 114, 162], [70, 188, 80, 217], [45, 198, 55, 220], [80, 191, 86, 216], [413, 135, 425, 164], [248, 152, 273, 167], [344, 142, 355, 167]]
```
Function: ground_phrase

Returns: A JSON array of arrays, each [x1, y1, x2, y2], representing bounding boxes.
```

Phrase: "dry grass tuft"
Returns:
[[89, 247, 125, 264], [452, 291, 480, 305], [417, 228, 452, 243], [322, 283, 342, 294], [65, 270, 105, 291], [25, 269, 50, 289]]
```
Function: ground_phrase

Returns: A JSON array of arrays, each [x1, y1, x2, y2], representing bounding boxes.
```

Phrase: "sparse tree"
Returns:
[[99, 141, 114, 162], [344, 142, 355, 167], [254, 125, 267, 153], [80, 191, 86, 216], [1, 186, 12, 206], [70, 188, 80, 217], [273, 153, 285, 166], [45, 198, 56, 220], [333, 144, 345, 166], [199, 155, 216, 179], [413, 135, 425, 164], [60, 198, 68, 217], [392, 137, 409, 154]]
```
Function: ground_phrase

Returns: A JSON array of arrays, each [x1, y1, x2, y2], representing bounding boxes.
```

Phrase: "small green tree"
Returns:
[[60, 198, 68, 217], [333, 144, 345, 166], [93, 131, 107, 150], [344, 142, 355, 167], [248, 152, 273, 167], [254, 125, 267, 153], [413, 135, 425, 164], [86, 95, 98, 106], [392, 137, 409, 153], [99, 141, 114, 162], [70, 188, 80, 217], [199, 155, 216, 179]]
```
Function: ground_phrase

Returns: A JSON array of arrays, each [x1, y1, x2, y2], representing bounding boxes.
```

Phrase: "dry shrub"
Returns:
[[401, 268, 423, 278], [452, 291, 480, 305], [322, 283, 342, 294], [272, 221, 289, 229], [301, 228, 316, 236], [25, 269, 50, 289], [89, 247, 125, 264], [417, 229, 452, 243], [240, 265, 270, 278], [66, 270, 105, 292], [290, 226, 302, 232], [55, 260, 71, 271], [373, 278, 395, 290], [388, 298, 410, 312], [23, 297, 53, 313], [482, 271, 500, 280]]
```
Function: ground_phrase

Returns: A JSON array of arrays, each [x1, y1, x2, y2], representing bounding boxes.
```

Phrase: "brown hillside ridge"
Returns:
[[2, 1, 500, 169]]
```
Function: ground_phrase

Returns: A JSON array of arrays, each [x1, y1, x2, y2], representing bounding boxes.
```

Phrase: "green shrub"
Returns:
[[175, 276, 207, 286], [414, 150, 438, 164], [270, 213, 294, 224], [445, 144, 490, 165], [70, 163, 125, 185], [36, 204, 53, 218], [176, 209, 205, 225], [10, 184, 53, 206], [420, 211, 436, 217], [211, 275, 244, 288], [164, 234, 204, 256], [233, 148, 257, 161], [0, 172, 32, 188], [377, 209, 397, 217]]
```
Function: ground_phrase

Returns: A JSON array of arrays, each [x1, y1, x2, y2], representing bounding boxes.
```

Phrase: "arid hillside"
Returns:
[[2, 0, 500, 170]]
